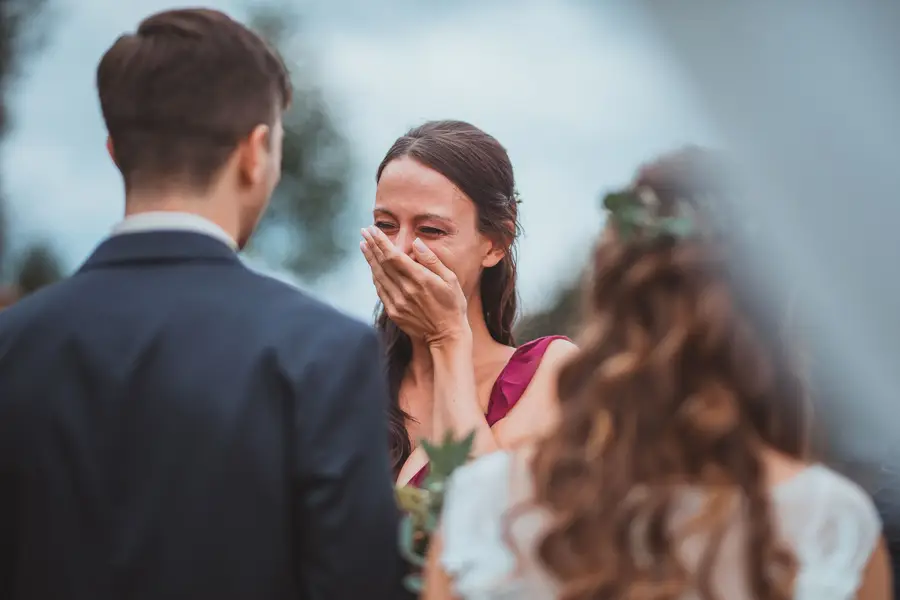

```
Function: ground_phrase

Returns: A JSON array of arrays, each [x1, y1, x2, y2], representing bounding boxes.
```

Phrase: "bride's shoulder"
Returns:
[[766, 452, 877, 521], [447, 450, 517, 496], [440, 451, 530, 596], [777, 462, 878, 515], [442, 450, 538, 543], [443, 450, 530, 527], [775, 463, 882, 574]]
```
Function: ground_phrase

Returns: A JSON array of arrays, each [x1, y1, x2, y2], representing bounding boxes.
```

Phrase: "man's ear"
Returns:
[[237, 124, 270, 185], [106, 136, 117, 166]]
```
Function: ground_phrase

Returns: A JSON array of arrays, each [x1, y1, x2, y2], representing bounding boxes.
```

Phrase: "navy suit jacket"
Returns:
[[0, 231, 405, 599]]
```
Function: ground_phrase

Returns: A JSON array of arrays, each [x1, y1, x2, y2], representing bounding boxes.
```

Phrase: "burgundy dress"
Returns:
[[408, 335, 569, 488]]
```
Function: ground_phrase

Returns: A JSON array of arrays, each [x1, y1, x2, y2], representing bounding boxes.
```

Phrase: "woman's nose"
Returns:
[[393, 230, 416, 256]]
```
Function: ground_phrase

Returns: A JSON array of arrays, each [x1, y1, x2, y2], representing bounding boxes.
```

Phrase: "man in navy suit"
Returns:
[[0, 8, 404, 599]]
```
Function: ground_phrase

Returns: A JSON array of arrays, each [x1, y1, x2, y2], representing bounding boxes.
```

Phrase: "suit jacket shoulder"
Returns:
[[240, 269, 380, 366]]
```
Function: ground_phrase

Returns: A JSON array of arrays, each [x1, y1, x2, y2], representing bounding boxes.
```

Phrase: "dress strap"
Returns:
[[486, 335, 569, 426]]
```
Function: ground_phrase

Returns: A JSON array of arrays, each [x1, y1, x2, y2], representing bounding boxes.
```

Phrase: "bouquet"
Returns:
[[394, 430, 475, 593]]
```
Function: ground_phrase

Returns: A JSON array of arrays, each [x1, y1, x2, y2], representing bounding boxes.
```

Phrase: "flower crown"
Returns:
[[601, 186, 694, 242]]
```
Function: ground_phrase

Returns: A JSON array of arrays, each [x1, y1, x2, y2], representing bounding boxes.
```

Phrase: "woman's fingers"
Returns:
[[368, 225, 395, 258], [411, 238, 457, 284], [361, 227, 389, 264], [361, 225, 456, 326], [361, 227, 405, 285], [365, 226, 422, 281], [362, 227, 408, 281], [362, 227, 409, 289], [360, 238, 403, 309]]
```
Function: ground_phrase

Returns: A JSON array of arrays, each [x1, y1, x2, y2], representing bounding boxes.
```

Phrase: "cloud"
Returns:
[[1, 0, 714, 320], [310, 0, 715, 315]]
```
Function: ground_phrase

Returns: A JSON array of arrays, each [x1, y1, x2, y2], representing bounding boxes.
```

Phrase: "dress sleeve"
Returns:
[[439, 451, 517, 598], [791, 467, 883, 599]]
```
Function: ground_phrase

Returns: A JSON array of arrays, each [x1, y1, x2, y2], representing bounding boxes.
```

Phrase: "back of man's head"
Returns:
[[96, 9, 291, 194]]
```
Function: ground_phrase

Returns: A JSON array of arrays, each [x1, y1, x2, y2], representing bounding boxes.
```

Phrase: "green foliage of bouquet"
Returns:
[[395, 430, 475, 593]]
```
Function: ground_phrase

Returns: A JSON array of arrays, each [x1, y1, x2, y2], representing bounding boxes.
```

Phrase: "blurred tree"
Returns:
[[14, 241, 61, 295], [515, 276, 582, 343], [1, 0, 62, 301], [247, 3, 354, 282], [0, 0, 48, 135], [515, 192, 607, 342]]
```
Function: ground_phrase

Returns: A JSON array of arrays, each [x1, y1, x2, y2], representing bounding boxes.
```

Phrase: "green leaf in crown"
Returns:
[[394, 430, 475, 593], [601, 188, 695, 241]]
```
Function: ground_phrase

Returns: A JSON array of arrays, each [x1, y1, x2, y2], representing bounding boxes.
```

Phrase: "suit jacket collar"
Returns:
[[111, 211, 238, 250], [78, 230, 242, 272]]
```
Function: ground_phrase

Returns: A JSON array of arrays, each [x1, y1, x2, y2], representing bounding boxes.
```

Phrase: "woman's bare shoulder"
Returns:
[[528, 337, 578, 386], [495, 339, 578, 445]]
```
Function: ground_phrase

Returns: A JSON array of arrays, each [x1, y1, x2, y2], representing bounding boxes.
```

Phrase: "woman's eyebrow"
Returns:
[[415, 212, 454, 224], [373, 207, 397, 219]]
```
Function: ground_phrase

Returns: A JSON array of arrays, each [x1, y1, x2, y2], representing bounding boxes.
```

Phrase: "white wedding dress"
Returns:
[[440, 451, 882, 600]]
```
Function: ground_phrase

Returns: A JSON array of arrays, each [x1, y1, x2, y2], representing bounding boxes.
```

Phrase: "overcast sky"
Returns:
[[1, 0, 715, 320]]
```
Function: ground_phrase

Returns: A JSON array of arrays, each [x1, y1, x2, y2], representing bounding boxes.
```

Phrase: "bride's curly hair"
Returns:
[[530, 148, 806, 600]]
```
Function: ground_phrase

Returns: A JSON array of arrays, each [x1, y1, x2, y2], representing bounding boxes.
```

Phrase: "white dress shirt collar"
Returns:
[[112, 212, 238, 250]]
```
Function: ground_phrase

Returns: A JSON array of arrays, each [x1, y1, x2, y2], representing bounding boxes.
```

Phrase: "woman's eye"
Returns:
[[374, 221, 396, 230], [419, 227, 445, 236]]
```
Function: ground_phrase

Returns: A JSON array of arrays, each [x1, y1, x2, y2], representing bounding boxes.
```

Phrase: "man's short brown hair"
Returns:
[[97, 9, 291, 191]]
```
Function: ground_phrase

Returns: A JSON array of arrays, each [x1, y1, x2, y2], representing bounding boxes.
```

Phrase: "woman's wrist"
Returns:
[[426, 323, 473, 358]]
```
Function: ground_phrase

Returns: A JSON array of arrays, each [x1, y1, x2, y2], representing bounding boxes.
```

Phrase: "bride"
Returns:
[[421, 148, 891, 600]]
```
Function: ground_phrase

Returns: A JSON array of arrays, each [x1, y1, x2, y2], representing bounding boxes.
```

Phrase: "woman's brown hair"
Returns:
[[530, 148, 807, 599]]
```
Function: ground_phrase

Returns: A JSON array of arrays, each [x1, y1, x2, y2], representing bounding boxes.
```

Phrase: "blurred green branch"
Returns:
[[14, 242, 62, 295], [247, 2, 355, 282], [1, 0, 63, 301], [515, 275, 583, 343]]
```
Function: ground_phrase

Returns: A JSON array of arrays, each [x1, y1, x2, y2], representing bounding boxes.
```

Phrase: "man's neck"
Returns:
[[124, 193, 240, 246]]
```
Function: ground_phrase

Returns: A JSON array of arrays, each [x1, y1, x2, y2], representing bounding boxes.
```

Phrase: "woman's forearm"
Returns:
[[428, 335, 498, 456]]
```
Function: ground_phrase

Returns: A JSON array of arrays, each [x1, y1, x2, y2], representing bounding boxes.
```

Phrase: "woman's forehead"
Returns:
[[375, 157, 474, 220]]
